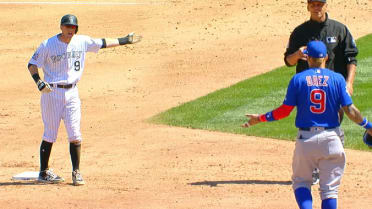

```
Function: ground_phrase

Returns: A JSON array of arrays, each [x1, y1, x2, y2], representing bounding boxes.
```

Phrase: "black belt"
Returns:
[[50, 84, 76, 89], [299, 127, 337, 131]]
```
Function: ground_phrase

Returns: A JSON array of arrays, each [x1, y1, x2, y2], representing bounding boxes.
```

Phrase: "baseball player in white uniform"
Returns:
[[27, 14, 141, 185]]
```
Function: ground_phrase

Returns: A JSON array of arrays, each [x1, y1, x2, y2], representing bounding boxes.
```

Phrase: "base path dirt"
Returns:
[[1, 0, 372, 208]]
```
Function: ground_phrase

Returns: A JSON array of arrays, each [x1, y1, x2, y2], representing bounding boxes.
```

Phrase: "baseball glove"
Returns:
[[363, 130, 372, 148]]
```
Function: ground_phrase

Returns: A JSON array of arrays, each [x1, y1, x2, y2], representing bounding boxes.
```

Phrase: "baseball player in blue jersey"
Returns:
[[242, 41, 372, 209], [27, 14, 141, 186]]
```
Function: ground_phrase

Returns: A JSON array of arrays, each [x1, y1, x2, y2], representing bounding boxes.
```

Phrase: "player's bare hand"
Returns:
[[242, 114, 261, 128], [37, 80, 52, 93], [298, 46, 308, 61]]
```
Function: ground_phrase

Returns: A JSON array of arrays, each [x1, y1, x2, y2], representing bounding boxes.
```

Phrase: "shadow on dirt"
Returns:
[[0, 181, 70, 186], [189, 180, 292, 187], [0, 181, 40, 186]]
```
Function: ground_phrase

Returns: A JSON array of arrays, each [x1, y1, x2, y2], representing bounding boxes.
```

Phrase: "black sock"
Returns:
[[70, 142, 81, 171], [40, 140, 53, 171]]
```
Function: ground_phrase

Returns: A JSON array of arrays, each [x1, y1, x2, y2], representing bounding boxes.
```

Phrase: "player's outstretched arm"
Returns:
[[343, 104, 372, 135], [101, 32, 142, 48], [242, 104, 295, 128]]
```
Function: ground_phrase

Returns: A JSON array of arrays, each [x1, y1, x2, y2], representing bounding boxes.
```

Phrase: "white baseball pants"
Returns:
[[40, 86, 82, 143]]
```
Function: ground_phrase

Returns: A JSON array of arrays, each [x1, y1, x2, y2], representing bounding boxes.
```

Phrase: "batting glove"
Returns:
[[118, 32, 142, 45], [36, 80, 52, 93]]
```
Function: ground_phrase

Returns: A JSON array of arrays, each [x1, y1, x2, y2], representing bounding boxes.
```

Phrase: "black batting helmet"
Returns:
[[363, 130, 372, 148], [60, 14, 78, 33]]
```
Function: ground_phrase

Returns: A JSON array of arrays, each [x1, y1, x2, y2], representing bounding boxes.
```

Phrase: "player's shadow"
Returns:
[[189, 180, 292, 187], [0, 181, 70, 186], [0, 181, 40, 186]]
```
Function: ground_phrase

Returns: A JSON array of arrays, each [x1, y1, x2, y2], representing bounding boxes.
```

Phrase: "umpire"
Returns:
[[284, 0, 358, 95]]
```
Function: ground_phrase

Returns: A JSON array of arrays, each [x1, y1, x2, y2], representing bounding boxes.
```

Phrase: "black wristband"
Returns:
[[101, 38, 107, 48], [118, 36, 130, 45], [32, 73, 41, 83]]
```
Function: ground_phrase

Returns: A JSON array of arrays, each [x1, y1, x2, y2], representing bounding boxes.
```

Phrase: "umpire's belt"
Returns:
[[50, 83, 76, 89], [299, 127, 337, 131]]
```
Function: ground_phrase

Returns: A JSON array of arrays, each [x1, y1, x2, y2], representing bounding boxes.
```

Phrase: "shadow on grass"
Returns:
[[189, 179, 292, 187]]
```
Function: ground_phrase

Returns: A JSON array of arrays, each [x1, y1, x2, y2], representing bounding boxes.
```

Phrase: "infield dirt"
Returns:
[[1, 0, 372, 208]]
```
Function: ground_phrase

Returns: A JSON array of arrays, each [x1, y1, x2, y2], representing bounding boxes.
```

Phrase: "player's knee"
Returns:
[[42, 138, 56, 143], [320, 192, 338, 202], [320, 185, 340, 201], [70, 139, 81, 145], [292, 182, 312, 193]]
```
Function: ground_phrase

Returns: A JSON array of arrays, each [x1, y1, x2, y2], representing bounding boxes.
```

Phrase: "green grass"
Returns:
[[150, 34, 372, 151]]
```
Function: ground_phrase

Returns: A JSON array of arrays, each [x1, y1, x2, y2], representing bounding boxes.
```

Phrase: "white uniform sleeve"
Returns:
[[85, 36, 103, 53], [29, 42, 47, 68]]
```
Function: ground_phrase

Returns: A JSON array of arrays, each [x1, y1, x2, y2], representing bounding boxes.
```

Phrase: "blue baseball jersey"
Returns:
[[283, 68, 353, 128]]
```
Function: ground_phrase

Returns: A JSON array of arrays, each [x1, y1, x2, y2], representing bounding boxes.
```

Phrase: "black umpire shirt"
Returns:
[[284, 13, 358, 79]]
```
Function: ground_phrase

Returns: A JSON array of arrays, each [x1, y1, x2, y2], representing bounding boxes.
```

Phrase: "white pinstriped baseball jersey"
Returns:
[[29, 34, 102, 142], [29, 34, 102, 84]]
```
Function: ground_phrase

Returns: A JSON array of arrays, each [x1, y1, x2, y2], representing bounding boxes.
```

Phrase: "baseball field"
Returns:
[[1, 0, 372, 208]]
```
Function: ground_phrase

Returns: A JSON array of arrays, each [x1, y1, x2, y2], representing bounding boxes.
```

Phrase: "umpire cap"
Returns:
[[363, 130, 372, 148], [60, 14, 78, 33]]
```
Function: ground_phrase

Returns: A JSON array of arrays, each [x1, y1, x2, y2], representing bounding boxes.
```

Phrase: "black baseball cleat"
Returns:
[[72, 169, 85, 186], [38, 169, 64, 184], [312, 168, 320, 185]]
